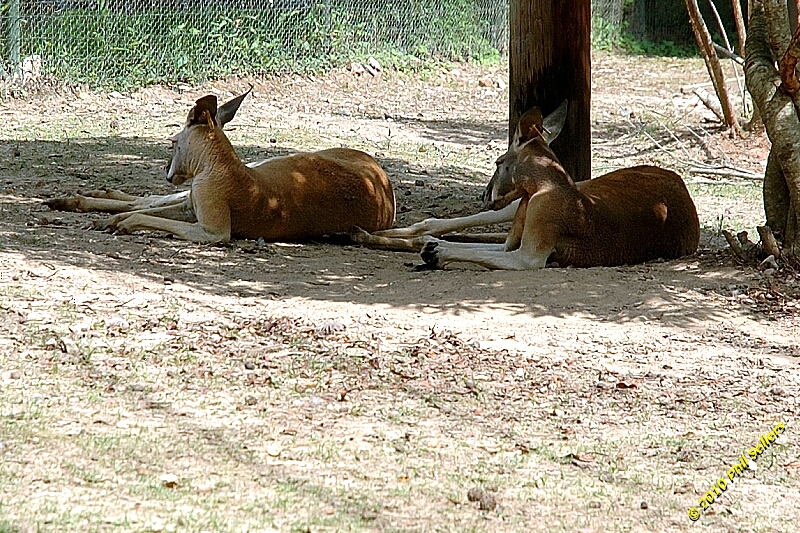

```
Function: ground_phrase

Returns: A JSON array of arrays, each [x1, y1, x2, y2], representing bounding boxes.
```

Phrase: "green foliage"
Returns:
[[0, 519, 19, 533], [591, 16, 697, 58], [617, 35, 697, 58], [592, 16, 622, 51], [13, 1, 500, 89]]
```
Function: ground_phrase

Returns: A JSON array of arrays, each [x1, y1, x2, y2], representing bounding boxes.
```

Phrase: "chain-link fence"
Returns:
[[0, 0, 702, 89], [627, 0, 741, 46], [1, 0, 508, 88]]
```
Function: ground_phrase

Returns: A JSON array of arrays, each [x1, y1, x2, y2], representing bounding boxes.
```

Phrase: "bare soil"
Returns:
[[1, 53, 799, 532]]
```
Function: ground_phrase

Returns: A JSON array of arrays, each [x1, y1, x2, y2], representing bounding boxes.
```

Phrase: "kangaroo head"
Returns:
[[482, 100, 568, 207], [165, 86, 253, 185]]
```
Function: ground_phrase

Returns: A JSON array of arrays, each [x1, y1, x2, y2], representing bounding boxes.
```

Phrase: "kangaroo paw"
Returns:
[[420, 241, 444, 269]]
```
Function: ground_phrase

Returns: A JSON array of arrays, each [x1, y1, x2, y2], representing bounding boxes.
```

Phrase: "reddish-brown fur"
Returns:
[[505, 160, 700, 267], [227, 149, 394, 240], [475, 108, 700, 268], [47, 91, 395, 244], [174, 116, 395, 241], [356, 104, 700, 270]]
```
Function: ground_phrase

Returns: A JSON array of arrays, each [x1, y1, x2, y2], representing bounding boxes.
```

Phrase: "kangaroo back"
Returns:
[[553, 166, 699, 267], [234, 148, 395, 241]]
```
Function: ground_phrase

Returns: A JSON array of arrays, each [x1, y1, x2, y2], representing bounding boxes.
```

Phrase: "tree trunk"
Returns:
[[763, 151, 790, 237], [745, 0, 800, 258], [508, 0, 591, 182]]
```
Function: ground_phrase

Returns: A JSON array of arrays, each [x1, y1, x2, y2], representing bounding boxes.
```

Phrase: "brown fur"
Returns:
[[227, 149, 394, 240], [47, 91, 395, 244], [495, 131, 699, 267], [354, 104, 699, 270]]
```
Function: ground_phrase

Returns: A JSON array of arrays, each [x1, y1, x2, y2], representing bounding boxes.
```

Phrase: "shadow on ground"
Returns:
[[384, 115, 507, 147], [0, 130, 764, 337]]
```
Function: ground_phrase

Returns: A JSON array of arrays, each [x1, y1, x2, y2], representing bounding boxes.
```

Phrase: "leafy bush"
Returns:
[[592, 15, 622, 51]]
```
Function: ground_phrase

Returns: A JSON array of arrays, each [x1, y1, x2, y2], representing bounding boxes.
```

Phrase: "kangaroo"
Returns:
[[353, 102, 699, 270], [47, 88, 395, 243]]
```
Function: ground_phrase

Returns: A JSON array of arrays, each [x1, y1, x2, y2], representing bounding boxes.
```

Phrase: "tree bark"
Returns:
[[779, 24, 800, 96], [790, 0, 799, 31], [757, 225, 783, 257], [763, 0, 791, 58], [685, 0, 743, 134], [508, 0, 591, 182], [763, 151, 790, 236], [732, 0, 747, 55], [746, 0, 800, 258]]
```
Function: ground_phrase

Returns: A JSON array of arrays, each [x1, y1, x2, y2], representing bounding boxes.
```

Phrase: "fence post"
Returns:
[[9, 0, 21, 64]]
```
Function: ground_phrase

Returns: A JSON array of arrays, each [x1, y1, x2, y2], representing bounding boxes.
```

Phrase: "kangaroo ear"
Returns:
[[513, 108, 545, 146], [215, 85, 252, 128], [189, 95, 218, 126], [542, 100, 568, 145]]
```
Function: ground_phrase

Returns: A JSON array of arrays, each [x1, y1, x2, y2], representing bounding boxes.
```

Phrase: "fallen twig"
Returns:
[[624, 117, 679, 164], [692, 87, 726, 122], [657, 119, 693, 160], [687, 177, 753, 186], [688, 165, 763, 180], [623, 115, 762, 182]]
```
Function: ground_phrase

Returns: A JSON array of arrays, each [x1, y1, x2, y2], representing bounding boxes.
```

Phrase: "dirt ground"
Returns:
[[1, 52, 799, 532]]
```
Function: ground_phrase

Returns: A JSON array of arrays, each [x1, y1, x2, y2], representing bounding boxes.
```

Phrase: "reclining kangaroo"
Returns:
[[353, 102, 699, 269], [47, 89, 396, 243]]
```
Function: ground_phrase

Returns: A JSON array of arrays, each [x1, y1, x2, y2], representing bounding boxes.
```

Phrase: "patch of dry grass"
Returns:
[[1, 55, 798, 532], [2, 267, 798, 532]]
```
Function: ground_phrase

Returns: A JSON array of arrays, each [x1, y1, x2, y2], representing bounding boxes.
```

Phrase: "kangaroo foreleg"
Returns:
[[373, 200, 520, 238], [96, 201, 197, 233], [47, 190, 190, 214]]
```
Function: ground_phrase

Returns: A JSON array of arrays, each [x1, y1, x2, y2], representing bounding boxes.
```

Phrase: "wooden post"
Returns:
[[508, 0, 591, 182], [9, 0, 21, 65]]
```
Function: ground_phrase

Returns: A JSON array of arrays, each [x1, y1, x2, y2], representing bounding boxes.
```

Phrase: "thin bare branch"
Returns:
[[684, 0, 743, 135], [714, 42, 745, 64], [693, 87, 726, 121], [731, 0, 746, 56], [707, 0, 734, 52]]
